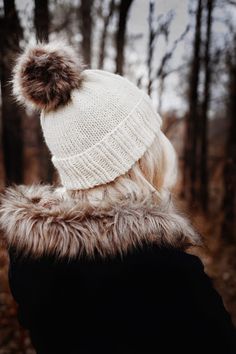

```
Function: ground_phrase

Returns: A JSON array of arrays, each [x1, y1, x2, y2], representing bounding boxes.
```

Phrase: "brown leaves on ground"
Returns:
[[0, 247, 35, 354]]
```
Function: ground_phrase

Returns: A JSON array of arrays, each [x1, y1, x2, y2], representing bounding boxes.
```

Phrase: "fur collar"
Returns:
[[0, 185, 201, 259]]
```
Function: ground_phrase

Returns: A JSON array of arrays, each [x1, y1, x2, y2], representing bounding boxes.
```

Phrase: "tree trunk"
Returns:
[[98, 0, 115, 69], [0, 0, 23, 185], [157, 74, 165, 113], [34, 0, 49, 42], [199, 0, 214, 212], [183, 0, 203, 205], [115, 0, 133, 75], [34, 0, 54, 183], [221, 37, 236, 242], [79, 0, 93, 67], [147, 0, 155, 96]]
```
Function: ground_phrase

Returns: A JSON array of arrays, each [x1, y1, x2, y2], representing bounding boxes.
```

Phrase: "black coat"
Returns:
[[8, 245, 236, 354], [1, 185, 236, 354]]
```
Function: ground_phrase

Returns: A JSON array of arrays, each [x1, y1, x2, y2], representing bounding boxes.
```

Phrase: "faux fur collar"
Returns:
[[0, 185, 201, 259]]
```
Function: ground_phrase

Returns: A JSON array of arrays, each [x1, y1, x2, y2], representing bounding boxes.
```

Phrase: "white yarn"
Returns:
[[40, 69, 162, 190]]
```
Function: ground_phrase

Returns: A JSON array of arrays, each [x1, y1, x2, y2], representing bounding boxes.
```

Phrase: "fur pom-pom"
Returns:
[[12, 41, 83, 111]]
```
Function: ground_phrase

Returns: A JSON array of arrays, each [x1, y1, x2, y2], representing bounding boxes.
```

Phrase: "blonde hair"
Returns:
[[0, 132, 200, 259], [68, 131, 178, 206]]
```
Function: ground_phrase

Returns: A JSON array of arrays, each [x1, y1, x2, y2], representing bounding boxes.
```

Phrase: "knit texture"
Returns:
[[40, 69, 162, 189]]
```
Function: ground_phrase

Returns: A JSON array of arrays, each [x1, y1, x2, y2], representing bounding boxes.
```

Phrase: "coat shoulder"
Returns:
[[138, 244, 204, 273]]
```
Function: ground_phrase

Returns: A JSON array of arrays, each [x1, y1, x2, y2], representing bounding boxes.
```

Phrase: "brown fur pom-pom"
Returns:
[[12, 41, 83, 111]]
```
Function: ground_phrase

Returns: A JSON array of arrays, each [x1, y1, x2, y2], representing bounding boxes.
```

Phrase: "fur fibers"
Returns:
[[0, 185, 202, 259], [12, 41, 83, 111]]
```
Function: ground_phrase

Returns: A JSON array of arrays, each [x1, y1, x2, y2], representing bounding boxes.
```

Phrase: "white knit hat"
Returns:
[[13, 42, 162, 190]]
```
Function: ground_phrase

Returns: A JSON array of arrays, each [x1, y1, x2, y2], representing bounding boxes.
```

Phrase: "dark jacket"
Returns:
[[1, 185, 236, 354]]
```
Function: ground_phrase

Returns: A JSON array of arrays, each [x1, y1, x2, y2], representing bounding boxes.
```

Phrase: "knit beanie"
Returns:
[[13, 41, 162, 190]]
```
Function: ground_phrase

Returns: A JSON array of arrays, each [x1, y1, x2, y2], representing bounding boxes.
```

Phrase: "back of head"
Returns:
[[12, 40, 177, 204]]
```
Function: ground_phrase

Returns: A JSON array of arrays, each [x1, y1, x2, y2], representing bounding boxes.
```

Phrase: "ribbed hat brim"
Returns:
[[52, 94, 162, 190]]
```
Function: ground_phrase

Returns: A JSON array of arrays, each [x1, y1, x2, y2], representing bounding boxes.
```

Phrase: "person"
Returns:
[[0, 41, 235, 354]]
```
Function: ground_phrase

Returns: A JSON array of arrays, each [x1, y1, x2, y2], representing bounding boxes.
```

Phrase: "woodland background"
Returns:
[[0, 0, 236, 353]]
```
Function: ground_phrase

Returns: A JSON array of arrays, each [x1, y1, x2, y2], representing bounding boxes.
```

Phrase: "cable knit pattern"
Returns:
[[40, 69, 162, 189]]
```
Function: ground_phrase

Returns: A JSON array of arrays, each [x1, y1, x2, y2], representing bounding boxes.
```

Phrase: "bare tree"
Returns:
[[199, 0, 215, 212], [0, 0, 23, 185], [98, 0, 115, 69], [34, 0, 54, 183], [115, 0, 134, 75], [156, 25, 189, 112], [147, 2, 174, 96], [183, 0, 203, 205], [78, 0, 94, 67], [34, 0, 50, 42], [147, 0, 155, 95], [221, 33, 236, 242]]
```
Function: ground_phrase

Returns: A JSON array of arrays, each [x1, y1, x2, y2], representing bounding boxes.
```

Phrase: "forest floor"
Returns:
[[0, 246, 35, 354], [188, 208, 236, 327], [0, 214, 235, 353], [207, 243, 236, 327]]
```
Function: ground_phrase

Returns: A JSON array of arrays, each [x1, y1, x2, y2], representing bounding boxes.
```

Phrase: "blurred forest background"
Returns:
[[0, 0, 236, 352]]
